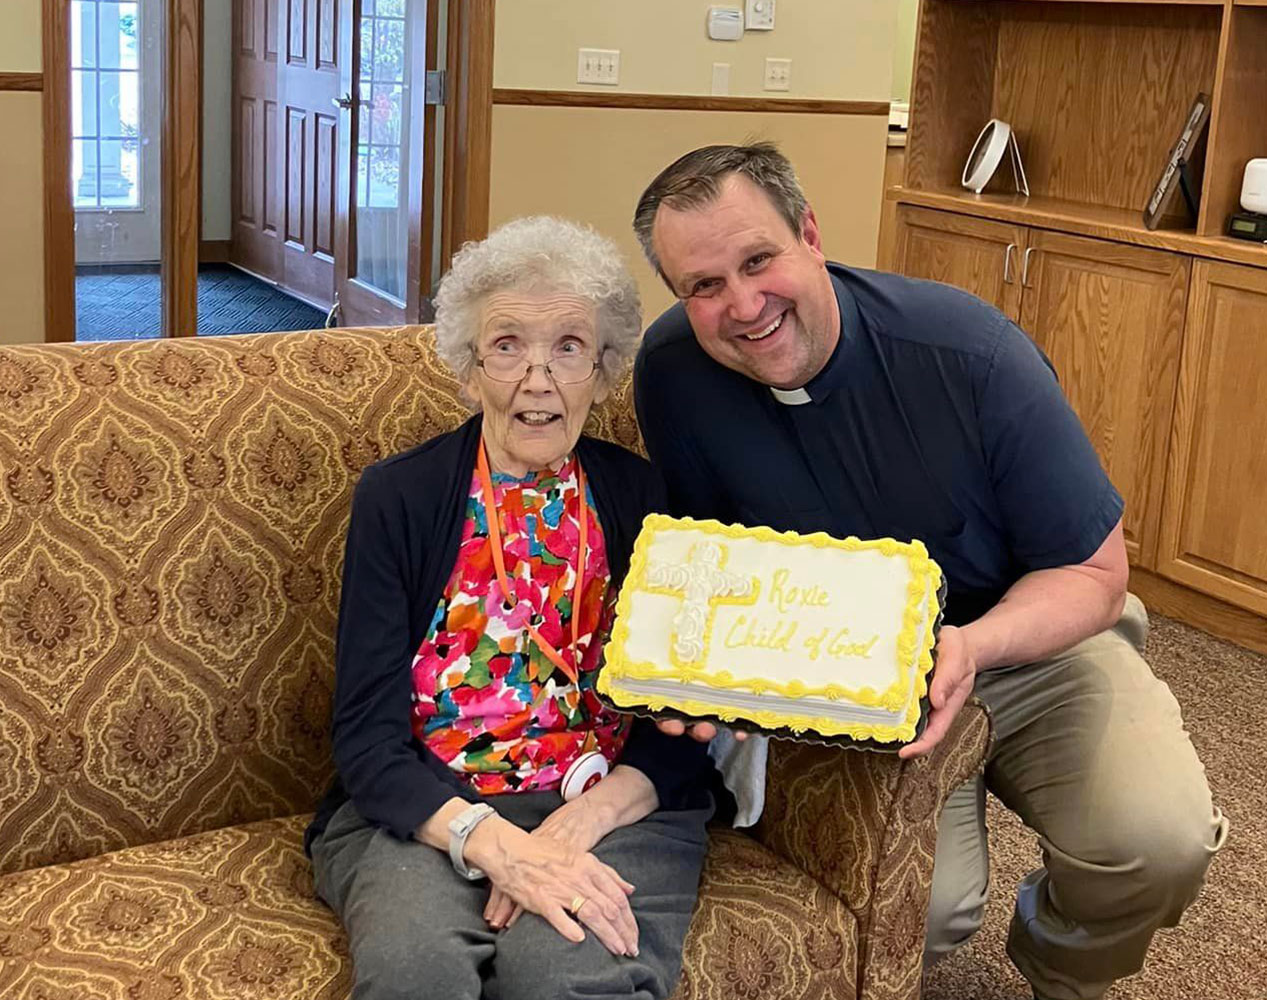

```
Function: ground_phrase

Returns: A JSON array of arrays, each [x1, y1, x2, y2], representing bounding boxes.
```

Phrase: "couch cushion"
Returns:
[[0, 817, 855, 1000], [0, 813, 350, 1000], [673, 829, 857, 1000]]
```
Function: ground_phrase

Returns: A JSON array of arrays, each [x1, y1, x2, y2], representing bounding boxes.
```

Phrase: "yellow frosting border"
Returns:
[[597, 514, 943, 741]]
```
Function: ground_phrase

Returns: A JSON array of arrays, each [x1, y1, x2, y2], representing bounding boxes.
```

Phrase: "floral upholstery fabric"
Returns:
[[0, 327, 991, 1000]]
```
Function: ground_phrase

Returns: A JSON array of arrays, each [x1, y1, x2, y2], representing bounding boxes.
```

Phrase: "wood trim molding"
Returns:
[[442, 0, 494, 264], [1130, 567, 1267, 658], [199, 240, 231, 264], [163, 0, 201, 336], [492, 89, 890, 116], [0, 73, 43, 92], [42, 0, 75, 343]]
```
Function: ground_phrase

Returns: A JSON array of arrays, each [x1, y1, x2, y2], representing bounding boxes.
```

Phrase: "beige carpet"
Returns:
[[922, 612, 1267, 1000]]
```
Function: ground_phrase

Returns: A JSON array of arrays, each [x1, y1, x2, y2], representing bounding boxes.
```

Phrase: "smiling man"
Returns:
[[630, 143, 1226, 1000]]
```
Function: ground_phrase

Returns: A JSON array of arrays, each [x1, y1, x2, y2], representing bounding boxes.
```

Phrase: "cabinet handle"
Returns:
[[1022, 247, 1037, 288], [1003, 243, 1016, 284]]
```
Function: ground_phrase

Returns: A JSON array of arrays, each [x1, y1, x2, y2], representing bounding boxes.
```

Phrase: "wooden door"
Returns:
[[892, 205, 1026, 320], [232, 0, 283, 280], [1156, 261, 1267, 615], [275, 0, 342, 309], [332, 0, 435, 325], [1019, 232, 1188, 568]]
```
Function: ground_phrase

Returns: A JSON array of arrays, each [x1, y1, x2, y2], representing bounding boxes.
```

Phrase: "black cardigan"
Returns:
[[305, 415, 713, 853]]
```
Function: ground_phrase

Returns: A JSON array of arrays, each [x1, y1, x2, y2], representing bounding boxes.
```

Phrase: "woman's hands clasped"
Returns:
[[464, 813, 640, 957]]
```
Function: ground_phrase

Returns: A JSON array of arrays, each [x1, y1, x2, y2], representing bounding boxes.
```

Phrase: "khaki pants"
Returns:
[[923, 594, 1229, 1000]]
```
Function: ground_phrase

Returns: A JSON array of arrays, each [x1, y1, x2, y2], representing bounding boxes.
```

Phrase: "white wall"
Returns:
[[495, 0, 895, 101], [203, 0, 233, 242]]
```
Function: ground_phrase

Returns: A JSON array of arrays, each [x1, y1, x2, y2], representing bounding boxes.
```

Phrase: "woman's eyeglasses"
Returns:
[[476, 353, 599, 385]]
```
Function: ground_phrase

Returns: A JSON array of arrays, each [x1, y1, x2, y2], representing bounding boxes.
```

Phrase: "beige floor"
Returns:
[[923, 612, 1267, 1000]]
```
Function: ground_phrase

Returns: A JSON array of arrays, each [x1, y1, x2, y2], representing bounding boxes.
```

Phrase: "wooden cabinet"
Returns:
[[892, 205, 1026, 320], [888, 0, 1267, 644], [1156, 262, 1267, 616], [1020, 232, 1188, 567], [891, 211, 1189, 567]]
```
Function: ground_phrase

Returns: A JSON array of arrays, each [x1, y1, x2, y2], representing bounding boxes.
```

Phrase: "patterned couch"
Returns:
[[0, 327, 990, 1000]]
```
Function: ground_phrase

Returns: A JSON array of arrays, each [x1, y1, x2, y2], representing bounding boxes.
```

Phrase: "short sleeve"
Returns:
[[979, 323, 1124, 571]]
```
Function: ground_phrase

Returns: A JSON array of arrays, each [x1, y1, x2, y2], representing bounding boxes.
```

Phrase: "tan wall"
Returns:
[[494, 0, 894, 100], [1, 0, 46, 343], [0, 0, 42, 73], [489, 105, 888, 325], [892, 0, 919, 102], [0, 94, 47, 344]]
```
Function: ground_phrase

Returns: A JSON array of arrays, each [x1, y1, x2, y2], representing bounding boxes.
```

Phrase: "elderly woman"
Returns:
[[305, 216, 715, 1000]]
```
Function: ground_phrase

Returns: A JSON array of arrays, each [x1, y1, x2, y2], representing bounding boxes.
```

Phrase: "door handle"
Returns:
[[1022, 247, 1037, 288], [331, 94, 357, 110], [1003, 243, 1016, 285]]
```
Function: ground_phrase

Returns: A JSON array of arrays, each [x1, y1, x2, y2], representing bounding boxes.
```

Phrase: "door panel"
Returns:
[[315, 113, 338, 257], [1020, 232, 1187, 568], [1157, 261, 1267, 615], [277, 0, 339, 307], [333, 0, 434, 325], [284, 108, 306, 246], [892, 204, 1026, 320], [232, 0, 281, 279]]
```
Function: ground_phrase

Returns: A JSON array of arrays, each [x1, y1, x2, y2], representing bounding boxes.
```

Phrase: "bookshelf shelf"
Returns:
[[886, 186, 1267, 268]]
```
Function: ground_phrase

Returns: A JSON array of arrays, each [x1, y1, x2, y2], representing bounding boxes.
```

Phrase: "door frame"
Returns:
[[41, 0, 201, 341], [42, 0, 491, 342]]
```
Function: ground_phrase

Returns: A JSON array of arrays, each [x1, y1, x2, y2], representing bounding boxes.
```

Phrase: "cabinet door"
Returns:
[[1020, 232, 1188, 568], [892, 205, 1026, 319], [1156, 261, 1267, 615]]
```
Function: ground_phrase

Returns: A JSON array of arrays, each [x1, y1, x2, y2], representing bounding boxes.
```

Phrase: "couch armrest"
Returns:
[[752, 698, 993, 1000]]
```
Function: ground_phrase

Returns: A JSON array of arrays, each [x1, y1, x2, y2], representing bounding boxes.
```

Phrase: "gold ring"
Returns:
[[569, 894, 587, 915]]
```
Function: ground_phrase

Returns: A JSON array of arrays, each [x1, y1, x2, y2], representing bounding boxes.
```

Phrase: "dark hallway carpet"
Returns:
[[923, 611, 1266, 1000], [75, 264, 327, 339]]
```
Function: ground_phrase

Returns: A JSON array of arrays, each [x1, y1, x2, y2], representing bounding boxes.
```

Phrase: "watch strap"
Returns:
[[448, 802, 495, 880]]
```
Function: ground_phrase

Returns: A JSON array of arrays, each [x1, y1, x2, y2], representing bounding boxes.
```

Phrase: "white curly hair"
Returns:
[[433, 216, 643, 388]]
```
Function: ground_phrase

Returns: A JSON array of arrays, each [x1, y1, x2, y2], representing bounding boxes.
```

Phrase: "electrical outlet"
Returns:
[[764, 57, 791, 91], [577, 48, 620, 86]]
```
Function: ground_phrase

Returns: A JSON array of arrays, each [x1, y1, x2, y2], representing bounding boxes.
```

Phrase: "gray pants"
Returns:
[[924, 594, 1229, 1000], [310, 792, 712, 1000]]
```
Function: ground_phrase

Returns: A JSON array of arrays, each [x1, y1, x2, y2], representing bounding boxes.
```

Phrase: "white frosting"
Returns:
[[613, 521, 937, 730], [645, 541, 756, 664]]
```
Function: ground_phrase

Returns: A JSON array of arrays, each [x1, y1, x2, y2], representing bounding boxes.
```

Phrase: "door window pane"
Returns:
[[72, 0, 143, 210], [352, 0, 412, 302]]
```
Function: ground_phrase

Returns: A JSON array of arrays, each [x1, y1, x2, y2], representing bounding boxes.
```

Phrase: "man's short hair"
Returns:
[[632, 142, 809, 273]]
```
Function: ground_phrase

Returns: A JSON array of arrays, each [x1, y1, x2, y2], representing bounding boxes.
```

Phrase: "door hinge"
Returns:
[[425, 70, 447, 106]]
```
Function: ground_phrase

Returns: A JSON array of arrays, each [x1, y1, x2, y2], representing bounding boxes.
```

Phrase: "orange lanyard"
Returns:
[[475, 433, 588, 687]]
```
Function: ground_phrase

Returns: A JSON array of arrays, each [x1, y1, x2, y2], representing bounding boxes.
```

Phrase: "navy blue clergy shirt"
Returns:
[[634, 263, 1124, 629]]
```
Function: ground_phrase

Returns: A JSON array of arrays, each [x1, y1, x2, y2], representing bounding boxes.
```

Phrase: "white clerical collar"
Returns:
[[769, 386, 812, 406]]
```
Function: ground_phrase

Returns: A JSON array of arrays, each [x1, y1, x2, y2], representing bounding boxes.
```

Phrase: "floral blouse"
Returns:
[[410, 456, 630, 794]]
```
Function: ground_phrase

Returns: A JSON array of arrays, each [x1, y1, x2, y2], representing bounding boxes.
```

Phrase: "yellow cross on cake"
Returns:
[[597, 514, 944, 744]]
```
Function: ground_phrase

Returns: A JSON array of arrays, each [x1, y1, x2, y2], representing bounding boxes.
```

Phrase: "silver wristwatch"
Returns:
[[447, 802, 496, 880]]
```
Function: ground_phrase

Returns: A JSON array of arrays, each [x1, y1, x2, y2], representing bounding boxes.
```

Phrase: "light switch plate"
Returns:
[[711, 62, 731, 96], [764, 57, 791, 91], [577, 48, 620, 86], [746, 0, 775, 30]]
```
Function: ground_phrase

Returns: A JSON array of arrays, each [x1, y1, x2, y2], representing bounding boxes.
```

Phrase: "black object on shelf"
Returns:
[[1143, 92, 1211, 231], [1227, 211, 1267, 243]]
